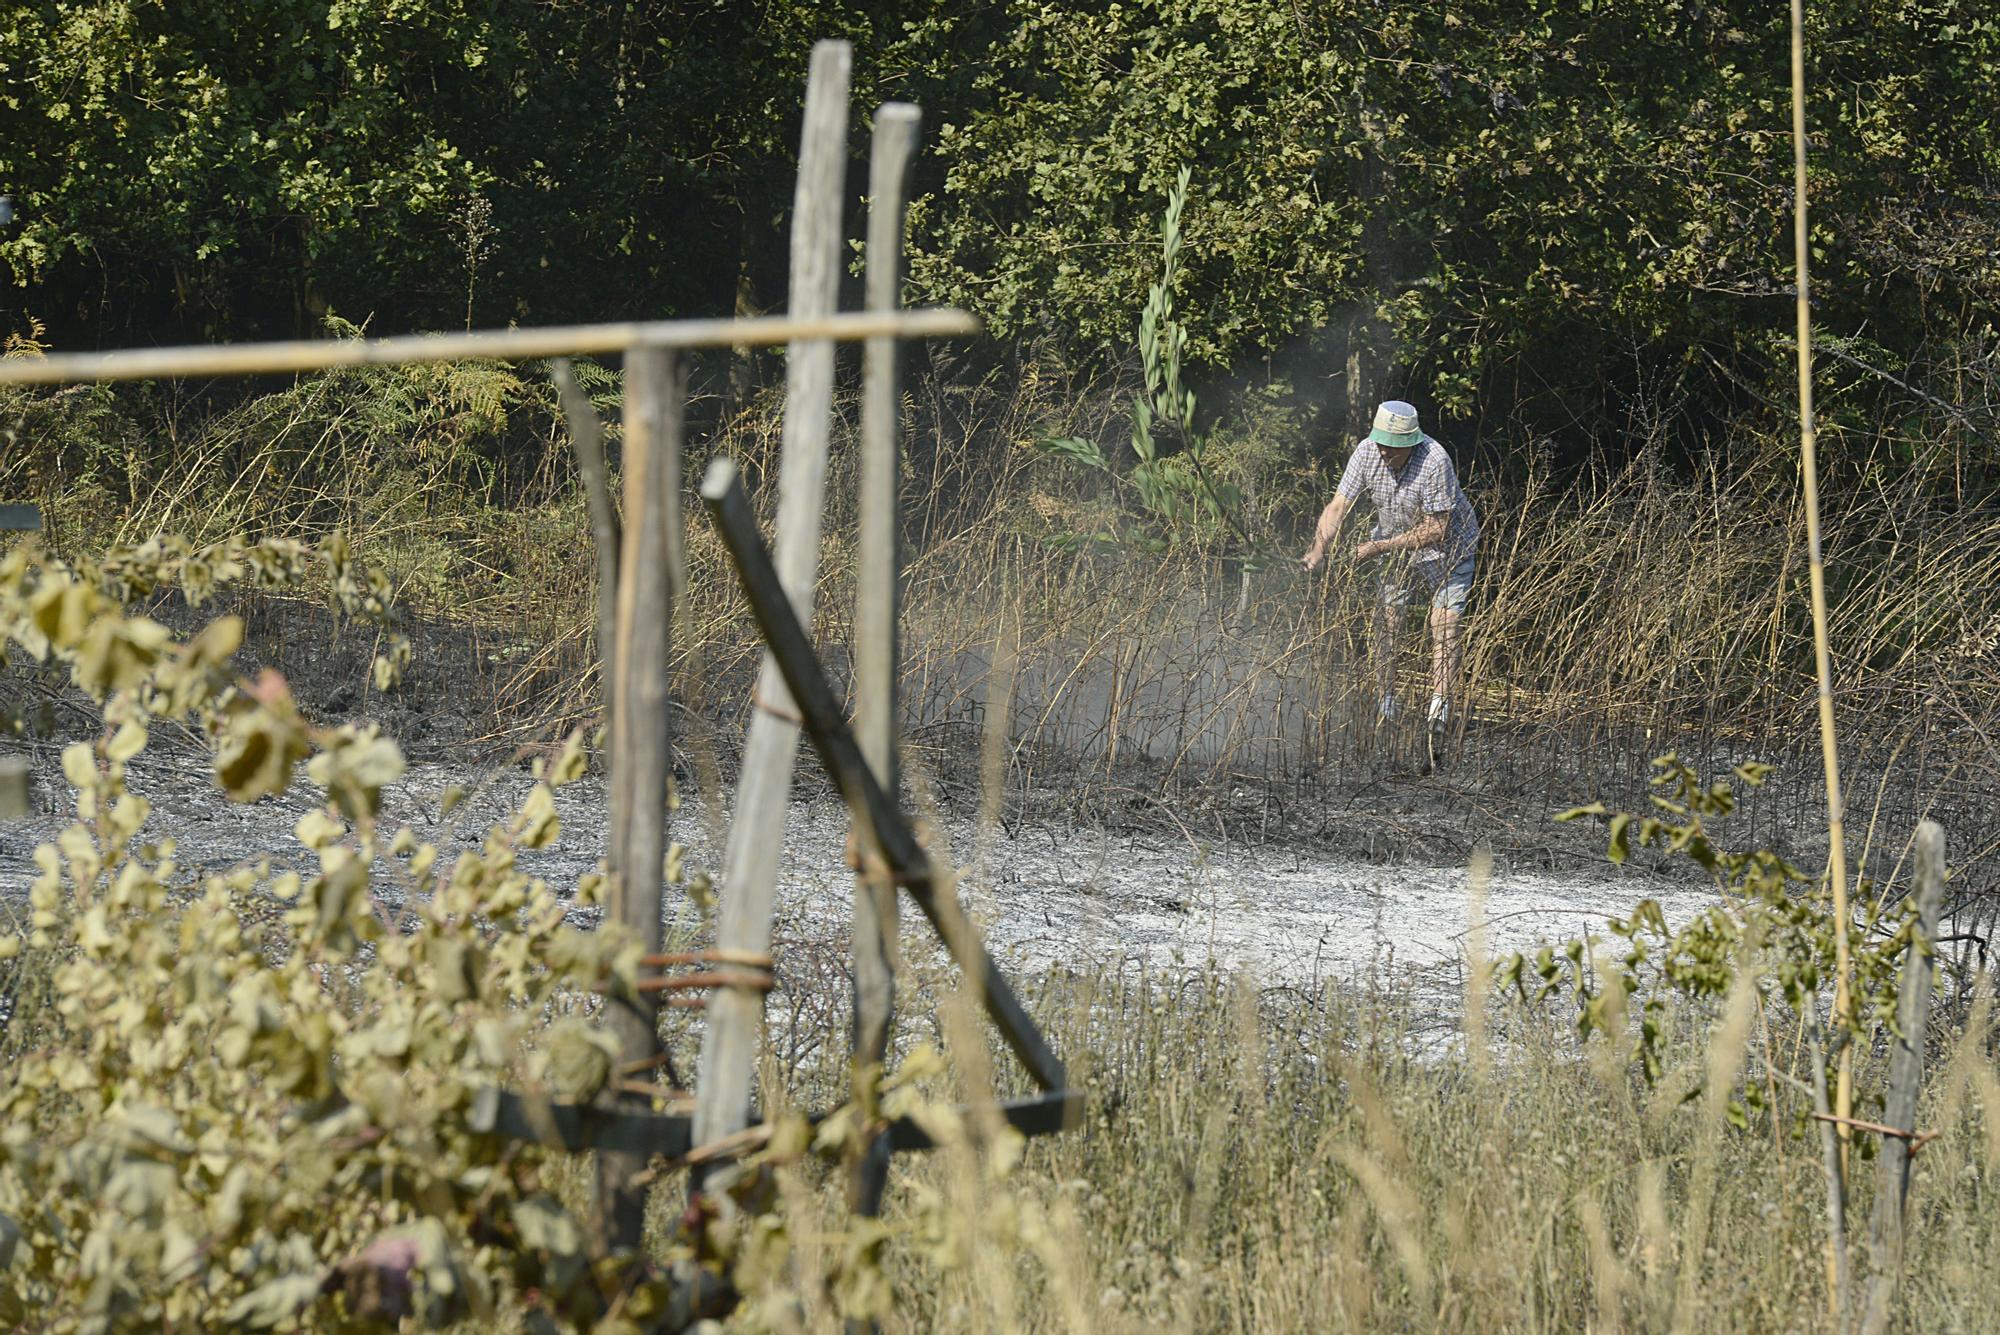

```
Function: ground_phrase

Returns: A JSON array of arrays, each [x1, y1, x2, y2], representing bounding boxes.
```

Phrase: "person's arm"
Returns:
[[1301, 493, 1353, 570], [1357, 511, 1447, 560], [1304, 448, 1367, 570]]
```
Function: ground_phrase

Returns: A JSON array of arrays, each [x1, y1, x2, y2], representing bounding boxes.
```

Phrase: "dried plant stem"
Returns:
[[550, 359, 620, 723], [1790, 0, 1854, 1168]]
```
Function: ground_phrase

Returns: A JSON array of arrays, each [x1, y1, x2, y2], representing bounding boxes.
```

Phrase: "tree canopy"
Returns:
[[2, 0, 1995, 459]]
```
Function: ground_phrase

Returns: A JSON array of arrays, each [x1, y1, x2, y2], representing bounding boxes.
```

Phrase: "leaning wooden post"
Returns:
[[593, 344, 683, 1253], [850, 102, 921, 1221], [1860, 820, 1947, 1335], [694, 39, 853, 1166], [702, 458, 1068, 1097]]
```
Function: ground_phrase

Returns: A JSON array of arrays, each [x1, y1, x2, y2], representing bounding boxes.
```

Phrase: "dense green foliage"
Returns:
[[0, 0, 852, 341], [2, 0, 1996, 460]]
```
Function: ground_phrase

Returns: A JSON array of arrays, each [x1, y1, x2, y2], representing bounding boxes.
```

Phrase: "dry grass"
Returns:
[[10, 360, 2000, 1331], [12, 356, 2000, 889], [736, 941, 2000, 1334], [15, 357, 1999, 770]]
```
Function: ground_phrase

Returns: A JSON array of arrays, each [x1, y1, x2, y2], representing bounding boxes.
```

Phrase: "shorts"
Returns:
[[1380, 551, 1475, 616]]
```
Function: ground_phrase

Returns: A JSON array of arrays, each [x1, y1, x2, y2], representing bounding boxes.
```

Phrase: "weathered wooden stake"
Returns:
[[593, 345, 683, 1253], [1861, 819, 1947, 1335], [694, 38, 854, 1166], [851, 102, 921, 1223]]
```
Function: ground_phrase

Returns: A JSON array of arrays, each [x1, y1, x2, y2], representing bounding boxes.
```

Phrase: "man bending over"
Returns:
[[1300, 399, 1479, 735]]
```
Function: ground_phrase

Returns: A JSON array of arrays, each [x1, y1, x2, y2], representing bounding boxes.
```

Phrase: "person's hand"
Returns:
[[1300, 543, 1325, 571], [1354, 539, 1388, 562]]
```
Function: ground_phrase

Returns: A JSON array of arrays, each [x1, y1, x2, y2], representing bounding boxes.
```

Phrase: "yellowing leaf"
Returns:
[[548, 729, 588, 786], [72, 614, 172, 698], [536, 1018, 617, 1103], [308, 725, 406, 821], [61, 742, 96, 790], [510, 1194, 583, 1257], [105, 720, 147, 763], [516, 783, 559, 849], [295, 809, 347, 852], [29, 578, 99, 652], [222, 1273, 325, 1328], [215, 687, 312, 804]]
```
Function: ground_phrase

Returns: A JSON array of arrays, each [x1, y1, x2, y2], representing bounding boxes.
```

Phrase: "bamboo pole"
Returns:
[[592, 345, 682, 1254], [0, 309, 977, 386], [1789, 0, 1854, 1155], [850, 102, 922, 1224], [1861, 820, 1947, 1335], [693, 39, 854, 1169]]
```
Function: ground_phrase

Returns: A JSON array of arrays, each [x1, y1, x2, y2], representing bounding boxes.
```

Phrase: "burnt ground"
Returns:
[[4, 592, 1995, 1015], [0, 740, 1709, 1024]]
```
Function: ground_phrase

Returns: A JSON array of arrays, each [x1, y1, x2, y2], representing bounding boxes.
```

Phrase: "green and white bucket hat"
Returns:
[[1369, 400, 1424, 449]]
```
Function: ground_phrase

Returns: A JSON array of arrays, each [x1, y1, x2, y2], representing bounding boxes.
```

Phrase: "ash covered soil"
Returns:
[[0, 736, 1717, 1002]]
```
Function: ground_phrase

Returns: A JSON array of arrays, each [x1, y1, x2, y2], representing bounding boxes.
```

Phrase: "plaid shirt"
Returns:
[[1335, 435, 1479, 566]]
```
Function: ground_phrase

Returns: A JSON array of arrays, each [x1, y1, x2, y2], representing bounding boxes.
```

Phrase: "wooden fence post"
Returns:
[[693, 39, 853, 1168], [593, 344, 683, 1254], [851, 102, 921, 1223], [1861, 819, 1947, 1335]]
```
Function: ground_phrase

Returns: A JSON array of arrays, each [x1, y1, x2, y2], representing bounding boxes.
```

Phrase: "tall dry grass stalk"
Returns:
[[1463, 842, 1493, 1086]]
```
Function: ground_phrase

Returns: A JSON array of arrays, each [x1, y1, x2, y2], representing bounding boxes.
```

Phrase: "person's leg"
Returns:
[[1425, 555, 1474, 720], [1377, 601, 1397, 708], [1427, 606, 1461, 707], [1375, 575, 1406, 718]]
